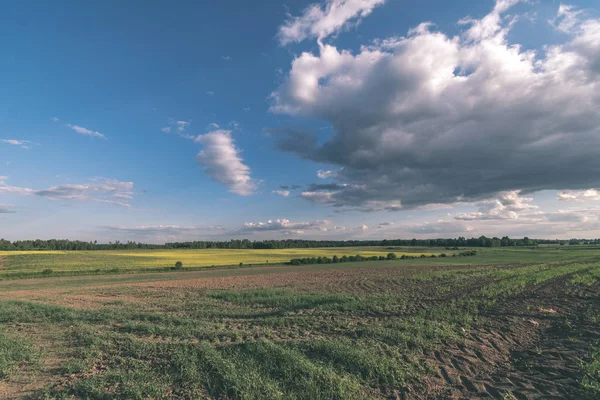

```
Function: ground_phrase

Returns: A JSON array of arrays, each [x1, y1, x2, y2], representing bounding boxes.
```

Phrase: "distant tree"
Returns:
[[174, 261, 183, 270], [386, 252, 397, 260]]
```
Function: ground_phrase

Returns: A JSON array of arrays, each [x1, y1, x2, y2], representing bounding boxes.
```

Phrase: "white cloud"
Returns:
[[176, 121, 190, 132], [317, 169, 336, 179], [375, 221, 393, 229], [242, 218, 332, 235], [455, 191, 537, 221], [161, 127, 172, 133], [272, 189, 291, 197], [557, 189, 600, 202], [358, 224, 369, 232], [272, 1, 600, 211], [206, 91, 215, 95], [207, 123, 220, 130], [278, 0, 386, 45], [66, 124, 105, 139], [300, 190, 337, 204], [222, 55, 231, 60], [50, 117, 60, 122], [1, 139, 30, 149], [195, 130, 257, 196], [0, 177, 134, 207], [550, 4, 584, 33]]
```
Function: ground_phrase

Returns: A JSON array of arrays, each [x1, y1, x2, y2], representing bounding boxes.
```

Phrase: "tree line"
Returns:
[[1, 236, 595, 251]]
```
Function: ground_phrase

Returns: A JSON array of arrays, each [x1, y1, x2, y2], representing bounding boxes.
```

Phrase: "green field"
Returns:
[[0, 246, 599, 398], [1, 245, 598, 280], [0, 247, 440, 279]]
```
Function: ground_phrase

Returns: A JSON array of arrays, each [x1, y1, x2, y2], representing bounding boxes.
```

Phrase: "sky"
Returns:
[[1, 0, 600, 243]]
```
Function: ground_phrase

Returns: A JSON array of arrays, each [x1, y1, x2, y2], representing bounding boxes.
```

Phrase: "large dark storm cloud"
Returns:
[[271, 1, 600, 210]]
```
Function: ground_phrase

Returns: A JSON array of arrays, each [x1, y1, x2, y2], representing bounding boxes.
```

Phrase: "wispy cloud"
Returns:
[[0, 177, 134, 207], [195, 130, 257, 196], [1, 139, 31, 149], [278, 0, 386, 45], [66, 124, 105, 139], [176, 121, 190, 132], [550, 4, 584, 33]]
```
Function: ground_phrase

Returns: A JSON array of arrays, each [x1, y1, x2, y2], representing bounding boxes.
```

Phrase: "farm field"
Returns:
[[0, 247, 599, 399], [1, 245, 597, 280], [0, 247, 441, 280]]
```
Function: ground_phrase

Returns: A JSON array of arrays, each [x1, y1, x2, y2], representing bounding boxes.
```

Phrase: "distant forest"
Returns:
[[0, 237, 597, 251]]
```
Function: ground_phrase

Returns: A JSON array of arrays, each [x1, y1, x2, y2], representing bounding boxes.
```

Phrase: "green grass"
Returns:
[[0, 247, 439, 279], [581, 345, 600, 396], [1, 248, 600, 398], [1, 245, 599, 280], [0, 330, 40, 379]]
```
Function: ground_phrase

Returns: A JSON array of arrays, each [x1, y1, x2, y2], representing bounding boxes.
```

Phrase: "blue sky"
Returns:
[[1, 0, 600, 242]]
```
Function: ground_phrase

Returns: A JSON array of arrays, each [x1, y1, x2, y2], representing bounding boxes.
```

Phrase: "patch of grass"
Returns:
[[581, 344, 600, 395], [0, 330, 40, 378]]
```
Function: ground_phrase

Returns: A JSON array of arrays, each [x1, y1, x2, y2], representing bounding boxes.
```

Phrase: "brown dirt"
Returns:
[[406, 279, 600, 399]]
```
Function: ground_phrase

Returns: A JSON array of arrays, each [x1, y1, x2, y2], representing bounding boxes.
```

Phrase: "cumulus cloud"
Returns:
[[278, 0, 386, 45], [195, 130, 256, 196], [0, 177, 134, 207], [455, 191, 537, 221], [161, 127, 172, 133], [271, 2, 600, 211], [272, 189, 291, 197], [242, 218, 332, 235], [557, 189, 600, 202], [1, 139, 30, 149], [66, 124, 105, 139]]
